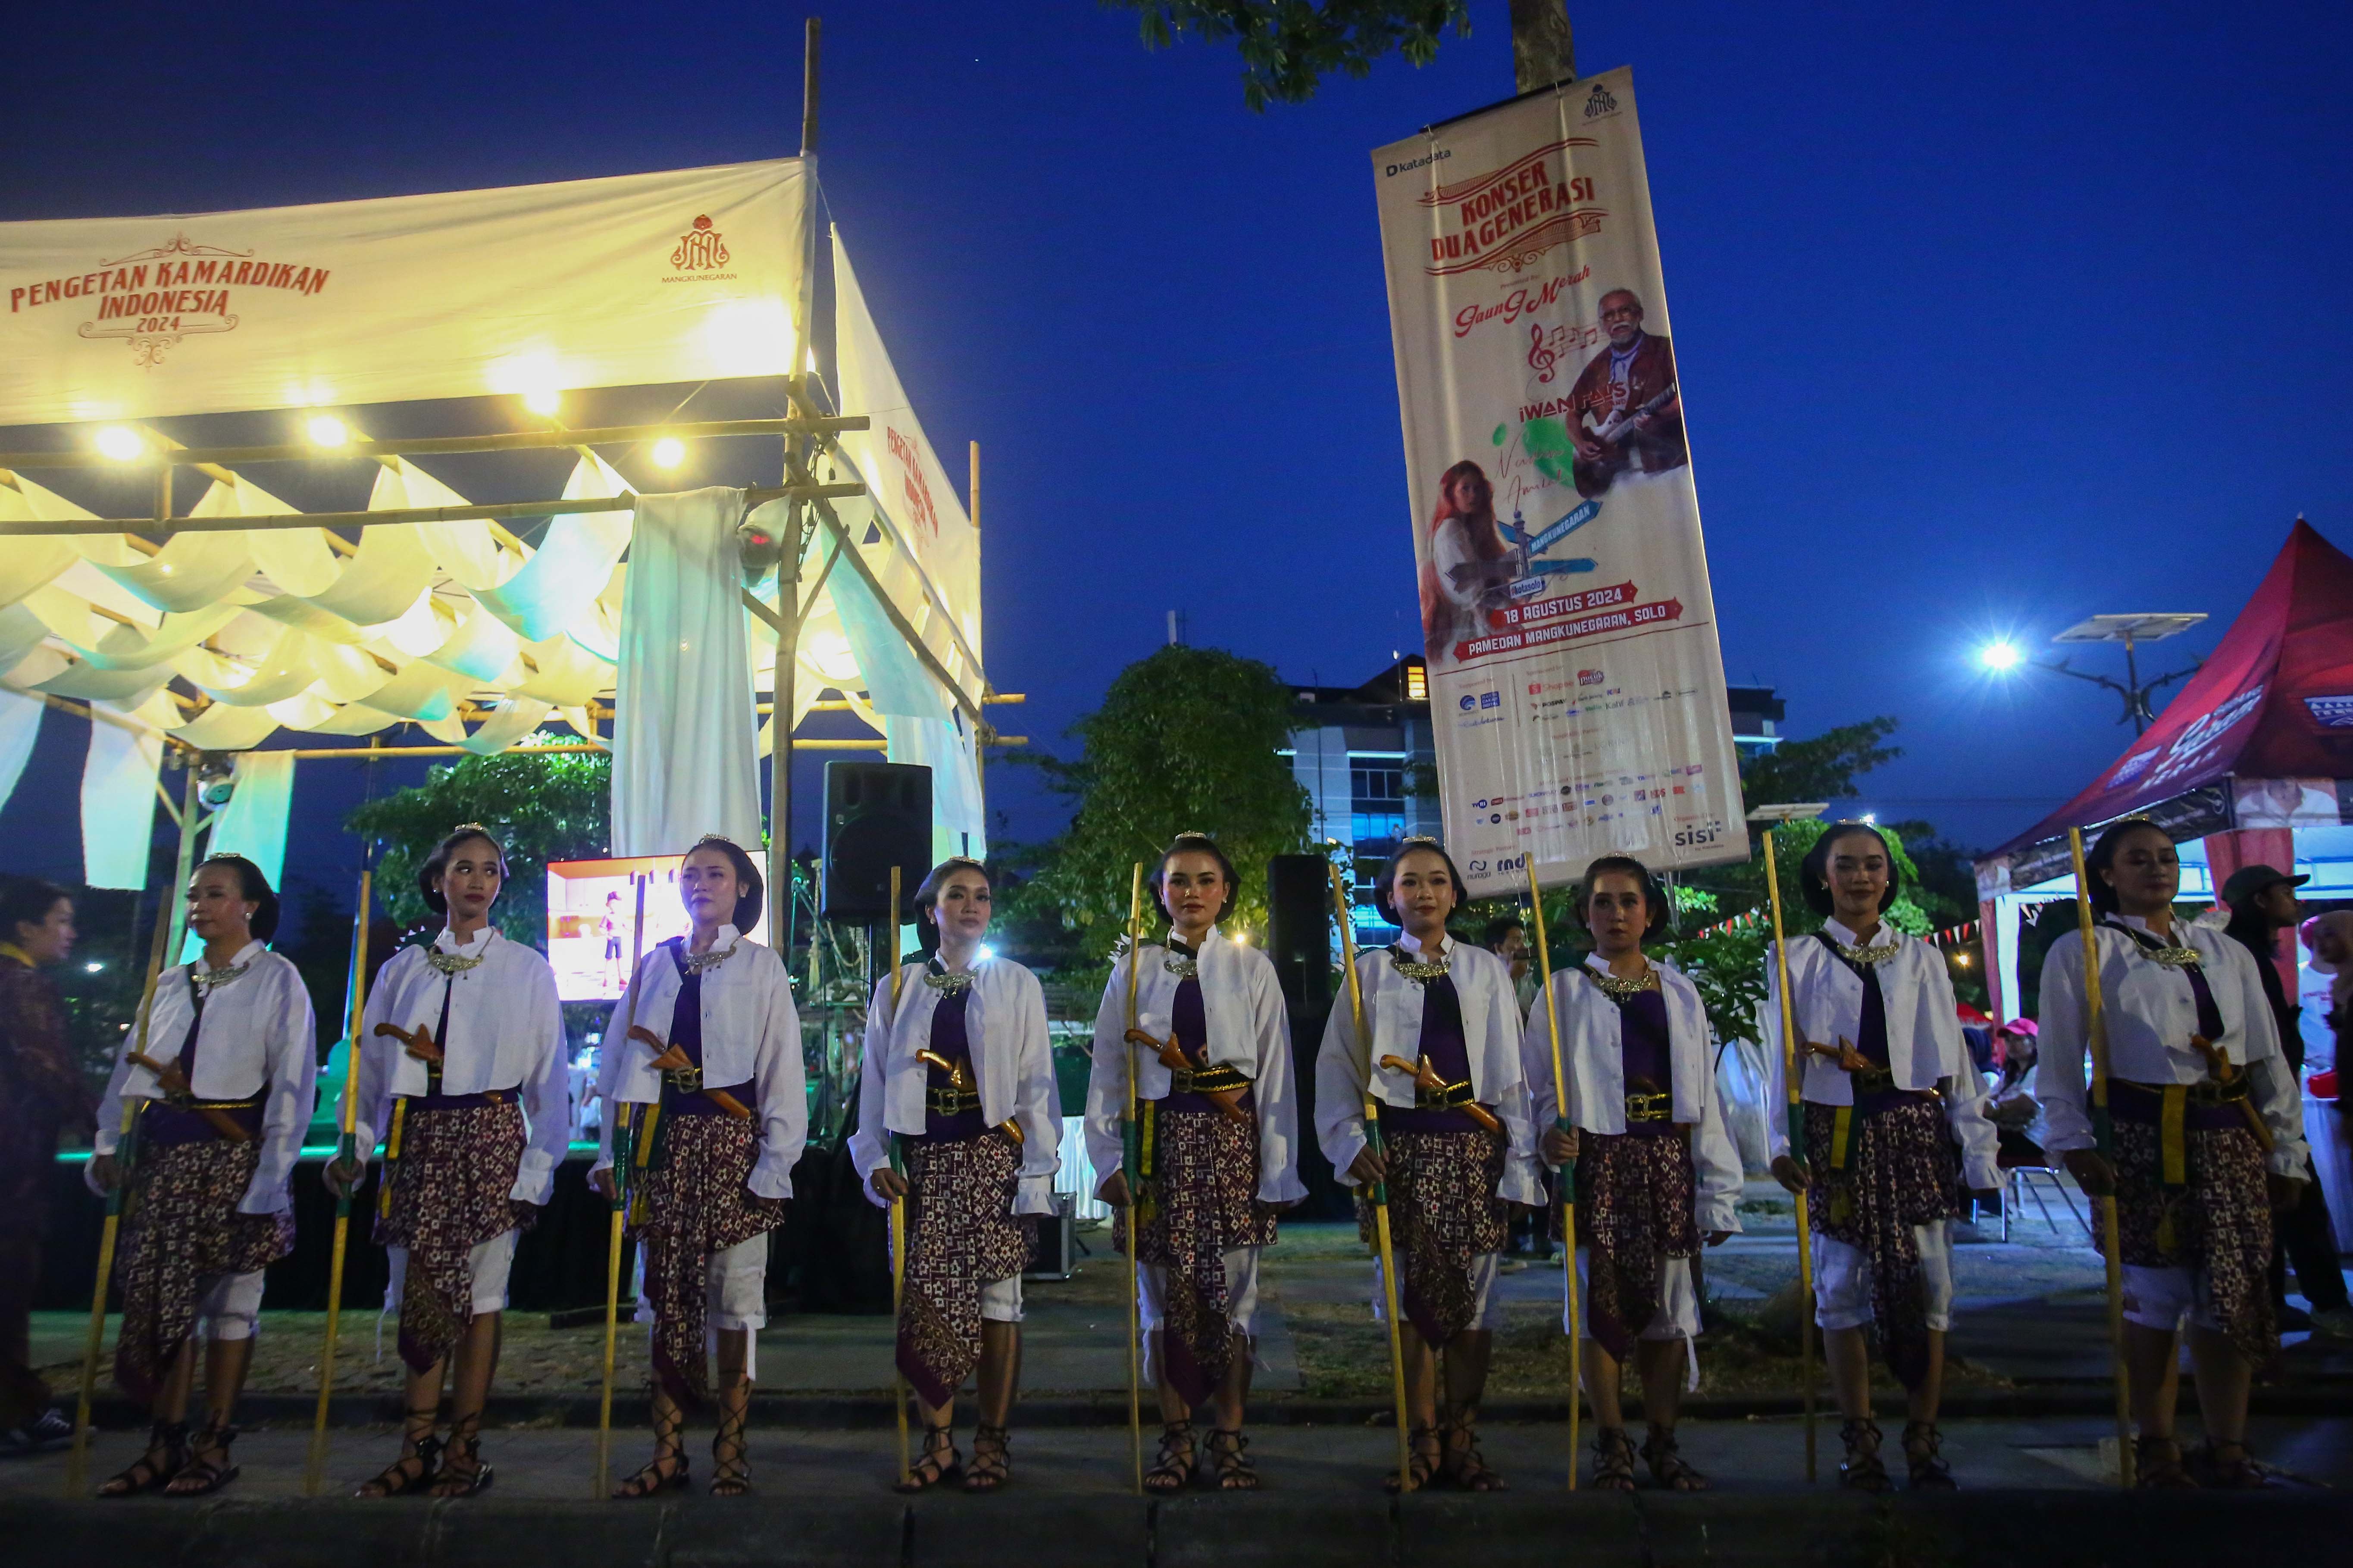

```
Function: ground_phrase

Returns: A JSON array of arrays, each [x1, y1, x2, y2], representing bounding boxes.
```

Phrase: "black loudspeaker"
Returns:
[[822, 761, 932, 922], [1023, 1193, 1077, 1281], [1265, 853, 1335, 1018]]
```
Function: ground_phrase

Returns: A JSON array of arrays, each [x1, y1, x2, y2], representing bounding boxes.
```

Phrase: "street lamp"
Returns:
[[1980, 612, 2205, 735]]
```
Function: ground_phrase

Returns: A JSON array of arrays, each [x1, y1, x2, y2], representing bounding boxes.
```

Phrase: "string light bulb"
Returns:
[[651, 436, 686, 469], [523, 388, 562, 417], [306, 415, 348, 447], [94, 426, 144, 461]]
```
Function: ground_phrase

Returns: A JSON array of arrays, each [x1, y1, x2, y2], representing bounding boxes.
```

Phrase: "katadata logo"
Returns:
[[671, 215, 730, 272], [9, 232, 332, 368]]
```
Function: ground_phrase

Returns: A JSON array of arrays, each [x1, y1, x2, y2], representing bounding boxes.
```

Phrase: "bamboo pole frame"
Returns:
[[886, 863, 913, 1488], [65, 880, 177, 1496], [1120, 863, 1146, 1495], [0, 482, 865, 538], [0, 415, 868, 475], [594, 871, 650, 1499], [2067, 827, 2136, 1488], [304, 864, 372, 1494], [1760, 829, 1818, 1481], [1524, 862, 1579, 1488], [1329, 862, 1416, 1492]]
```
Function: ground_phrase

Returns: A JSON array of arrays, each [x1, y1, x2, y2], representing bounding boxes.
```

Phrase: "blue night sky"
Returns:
[[3, 1, 2349, 924]]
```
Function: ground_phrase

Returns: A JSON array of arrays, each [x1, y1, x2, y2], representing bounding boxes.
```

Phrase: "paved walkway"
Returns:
[[8, 1415, 2352, 1500]]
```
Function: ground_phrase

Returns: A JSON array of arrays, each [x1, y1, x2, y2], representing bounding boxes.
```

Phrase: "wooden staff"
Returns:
[[593, 871, 649, 1498], [1760, 828, 1818, 1481], [2068, 827, 2135, 1488], [303, 867, 372, 1495], [1524, 861, 1579, 1489], [66, 885, 175, 1496], [1120, 862, 1145, 1495], [886, 866, 911, 1487], [1330, 862, 1415, 1492]]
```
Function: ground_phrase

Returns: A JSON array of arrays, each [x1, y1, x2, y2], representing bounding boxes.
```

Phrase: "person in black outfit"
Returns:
[[2222, 863, 2353, 1337]]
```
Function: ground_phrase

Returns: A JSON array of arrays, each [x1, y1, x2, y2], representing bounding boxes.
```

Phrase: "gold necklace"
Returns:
[[1389, 943, 1450, 984], [1828, 935, 1901, 966], [1163, 940, 1202, 979], [192, 959, 253, 994], [1590, 964, 1659, 1001], [425, 949, 486, 977], [683, 938, 740, 976], [2109, 919, 2201, 968], [923, 959, 974, 995]]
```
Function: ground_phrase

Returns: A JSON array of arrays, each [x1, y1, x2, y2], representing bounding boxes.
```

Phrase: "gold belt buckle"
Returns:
[[662, 1064, 704, 1093], [1625, 1090, 1673, 1122]]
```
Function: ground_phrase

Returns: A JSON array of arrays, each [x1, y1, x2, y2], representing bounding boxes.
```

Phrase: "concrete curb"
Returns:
[[6, 1488, 2350, 1566], [64, 1382, 2353, 1431]]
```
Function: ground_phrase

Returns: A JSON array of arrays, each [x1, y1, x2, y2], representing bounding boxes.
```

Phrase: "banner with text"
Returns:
[[0, 159, 805, 425], [1371, 68, 1748, 898]]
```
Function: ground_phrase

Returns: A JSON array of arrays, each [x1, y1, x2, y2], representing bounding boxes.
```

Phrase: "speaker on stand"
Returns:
[[1266, 853, 1349, 1217]]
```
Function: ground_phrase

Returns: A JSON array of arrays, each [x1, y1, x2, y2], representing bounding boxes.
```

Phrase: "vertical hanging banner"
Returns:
[[1372, 68, 1748, 897]]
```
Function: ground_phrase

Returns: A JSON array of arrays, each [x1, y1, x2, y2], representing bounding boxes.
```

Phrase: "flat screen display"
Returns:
[[545, 855, 772, 1003]]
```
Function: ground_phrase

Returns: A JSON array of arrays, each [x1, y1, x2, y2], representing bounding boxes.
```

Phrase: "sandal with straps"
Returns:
[[1383, 1424, 1441, 1495], [895, 1424, 960, 1493], [1440, 1409, 1506, 1493], [1205, 1428, 1259, 1491], [97, 1419, 188, 1498], [1642, 1426, 1710, 1491], [1900, 1420, 1955, 1491], [1144, 1421, 1195, 1494], [2134, 1434, 2197, 1489], [358, 1407, 444, 1498], [710, 1387, 752, 1497], [614, 1396, 689, 1499], [163, 1421, 240, 1496], [1591, 1426, 1639, 1492], [963, 1423, 1011, 1493], [1838, 1418, 1891, 1493], [2192, 1439, 2272, 1490], [427, 1416, 494, 1499]]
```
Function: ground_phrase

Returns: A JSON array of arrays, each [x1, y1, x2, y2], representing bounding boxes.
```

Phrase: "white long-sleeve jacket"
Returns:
[[93, 940, 318, 1215], [353, 926, 572, 1206], [1763, 918, 1999, 1192], [852, 955, 1062, 1213], [1085, 928, 1308, 1206], [1522, 954, 1743, 1236], [1316, 934, 1543, 1207], [2038, 915, 2306, 1178], [591, 927, 808, 1199]]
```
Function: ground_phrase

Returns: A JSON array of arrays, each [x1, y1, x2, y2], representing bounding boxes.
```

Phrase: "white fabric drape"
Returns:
[[207, 750, 296, 887], [81, 711, 163, 889], [884, 712, 986, 863], [611, 487, 760, 856]]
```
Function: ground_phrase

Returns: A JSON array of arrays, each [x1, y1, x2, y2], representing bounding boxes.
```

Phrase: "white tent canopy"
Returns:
[[0, 159, 990, 883]]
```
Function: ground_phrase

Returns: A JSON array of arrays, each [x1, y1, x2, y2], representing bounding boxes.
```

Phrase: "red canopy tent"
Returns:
[[1976, 519, 2353, 1018]]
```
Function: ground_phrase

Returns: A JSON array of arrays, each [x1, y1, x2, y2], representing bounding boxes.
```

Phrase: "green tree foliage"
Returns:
[[1105, 1, 1472, 109], [1006, 646, 1314, 981], [1738, 716, 1900, 810], [346, 753, 612, 950]]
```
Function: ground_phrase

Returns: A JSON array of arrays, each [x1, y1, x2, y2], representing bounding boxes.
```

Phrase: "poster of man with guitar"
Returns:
[[1569, 289, 1686, 498]]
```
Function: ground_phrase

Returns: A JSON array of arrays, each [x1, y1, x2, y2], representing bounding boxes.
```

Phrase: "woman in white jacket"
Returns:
[[2039, 818, 2305, 1488], [1764, 823, 1998, 1492], [854, 858, 1059, 1493], [329, 826, 569, 1499], [591, 836, 804, 1498], [1085, 833, 1305, 1492], [90, 856, 315, 1496], [1318, 837, 1541, 1493], [1524, 856, 1740, 1491]]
